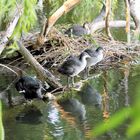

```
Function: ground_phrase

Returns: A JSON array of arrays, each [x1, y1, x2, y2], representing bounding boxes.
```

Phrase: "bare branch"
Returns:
[[0, 63, 18, 76], [17, 41, 62, 89], [129, 0, 140, 31], [36, 0, 80, 46], [90, 20, 135, 34], [125, 0, 131, 44], [105, 0, 113, 40], [0, 5, 23, 55]]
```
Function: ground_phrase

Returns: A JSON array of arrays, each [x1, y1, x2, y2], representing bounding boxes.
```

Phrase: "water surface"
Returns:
[[1, 64, 140, 140]]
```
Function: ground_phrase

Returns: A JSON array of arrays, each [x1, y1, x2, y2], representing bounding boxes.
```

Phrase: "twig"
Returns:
[[17, 40, 62, 88], [0, 64, 18, 76]]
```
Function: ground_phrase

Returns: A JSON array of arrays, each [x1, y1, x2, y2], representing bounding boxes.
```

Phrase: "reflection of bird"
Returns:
[[84, 47, 103, 76], [15, 76, 47, 101], [79, 83, 102, 109], [16, 105, 42, 124], [59, 98, 86, 121], [58, 52, 90, 87], [65, 22, 90, 37]]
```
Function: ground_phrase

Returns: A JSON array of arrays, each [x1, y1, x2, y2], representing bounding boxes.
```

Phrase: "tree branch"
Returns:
[[0, 64, 18, 76], [35, 0, 81, 46], [129, 0, 140, 31], [105, 0, 113, 40], [90, 20, 135, 34], [17, 41, 62, 89], [0, 5, 23, 55], [125, 0, 131, 44]]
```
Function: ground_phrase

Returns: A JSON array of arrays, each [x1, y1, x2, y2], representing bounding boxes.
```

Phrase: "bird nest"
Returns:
[[2, 27, 140, 69]]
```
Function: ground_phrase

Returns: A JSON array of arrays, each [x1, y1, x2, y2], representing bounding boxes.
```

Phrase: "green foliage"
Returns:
[[46, 0, 103, 24], [12, 0, 37, 38], [0, 100, 4, 140], [71, 0, 102, 23], [2, 41, 18, 58], [92, 108, 131, 137], [0, 0, 16, 29], [47, 0, 64, 16], [0, 0, 37, 36], [127, 85, 140, 137], [0, 0, 38, 55]]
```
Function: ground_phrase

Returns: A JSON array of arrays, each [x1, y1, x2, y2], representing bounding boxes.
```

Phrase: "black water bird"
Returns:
[[58, 52, 90, 87], [65, 22, 90, 37], [15, 76, 47, 101], [84, 47, 103, 76]]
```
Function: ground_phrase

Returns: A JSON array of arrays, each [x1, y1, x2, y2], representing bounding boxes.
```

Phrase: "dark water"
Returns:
[[1, 64, 140, 140]]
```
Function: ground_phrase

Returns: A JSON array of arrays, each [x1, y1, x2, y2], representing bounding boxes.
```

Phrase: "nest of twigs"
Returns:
[[2, 27, 140, 68]]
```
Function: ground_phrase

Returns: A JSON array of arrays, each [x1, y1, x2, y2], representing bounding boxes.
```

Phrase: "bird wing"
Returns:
[[22, 76, 40, 90], [58, 58, 82, 76]]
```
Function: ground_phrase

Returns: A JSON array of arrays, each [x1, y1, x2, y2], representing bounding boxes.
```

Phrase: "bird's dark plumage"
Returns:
[[58, 52, 90, 87], [58, 52, 90, 77], [15, 76, 47, 101], [65, 22, 90, 37]]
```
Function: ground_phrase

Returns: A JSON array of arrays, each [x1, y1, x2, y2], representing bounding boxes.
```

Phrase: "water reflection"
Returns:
[[1, 65, 140, 140], [108, 67, 131, 111], [0, 71, 20, 106], [121, 67, 130, 107], [44, 101, 64, 139], [79, 82, 102, 109], [102, 71, 110, 119], [58, 98, 90, 140], [0, 91, 9, 105], [44, 99, 91, 140], [0, 72, 27, 106], [16, 105, 42, 124], [59, 98, 86, 121]]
